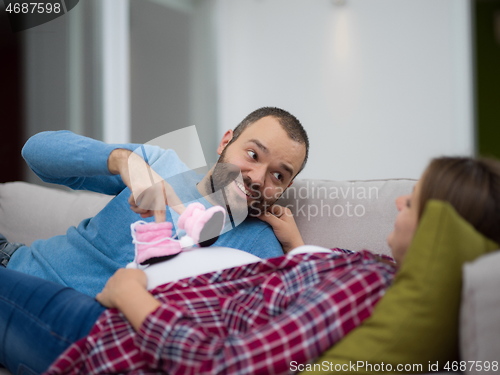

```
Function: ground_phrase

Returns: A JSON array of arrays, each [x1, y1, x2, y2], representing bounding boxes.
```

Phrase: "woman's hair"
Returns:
[[418, 156, 500, 244]]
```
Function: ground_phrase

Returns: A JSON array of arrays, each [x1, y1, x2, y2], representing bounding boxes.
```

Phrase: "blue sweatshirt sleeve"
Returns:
[[22, 131, 143, 195], [214, 217, 285, 259], [246, 224, 285, 258]]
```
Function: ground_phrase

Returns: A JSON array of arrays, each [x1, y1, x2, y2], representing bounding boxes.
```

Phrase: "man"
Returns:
[[0, 107, 309, 296]]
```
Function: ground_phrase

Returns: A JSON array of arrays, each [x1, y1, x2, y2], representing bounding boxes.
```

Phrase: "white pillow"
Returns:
[[460, 250, 500, 374]]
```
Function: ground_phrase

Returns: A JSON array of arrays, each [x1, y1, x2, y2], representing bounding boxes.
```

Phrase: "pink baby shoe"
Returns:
[[130, 221, 182, 265], [177, 202, 226, 247]]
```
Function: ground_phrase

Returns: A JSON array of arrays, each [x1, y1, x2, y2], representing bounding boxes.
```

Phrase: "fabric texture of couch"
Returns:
[[1, 179, 499, 374]]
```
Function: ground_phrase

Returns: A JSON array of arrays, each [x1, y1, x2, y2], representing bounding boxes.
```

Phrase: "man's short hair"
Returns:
[[231, 107, 309, 175]]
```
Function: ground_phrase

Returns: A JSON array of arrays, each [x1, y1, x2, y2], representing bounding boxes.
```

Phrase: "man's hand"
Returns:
[[258, 205, 304, 253], [96, 268, 161, 331], [108, 148, 184, 222], [128, 182, 168, 222]]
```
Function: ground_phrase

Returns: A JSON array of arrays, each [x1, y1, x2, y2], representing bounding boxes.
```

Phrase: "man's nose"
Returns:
[[247, 166, 266, 188]]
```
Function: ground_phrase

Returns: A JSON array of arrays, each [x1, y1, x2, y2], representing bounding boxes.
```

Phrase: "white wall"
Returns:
[[129, 0, 221, 164], [129, 0, 191, 144], [214, 0, 474, 180], [23, 0, 221, 172]]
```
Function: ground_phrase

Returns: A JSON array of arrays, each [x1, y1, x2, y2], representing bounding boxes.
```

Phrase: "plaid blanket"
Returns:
[[46, 250, 396, 375]]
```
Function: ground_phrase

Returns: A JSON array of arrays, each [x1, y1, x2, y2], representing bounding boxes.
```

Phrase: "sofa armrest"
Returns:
[[0, 182, 112, 245]]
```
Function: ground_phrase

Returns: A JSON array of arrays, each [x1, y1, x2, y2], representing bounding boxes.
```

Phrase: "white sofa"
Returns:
[[0, 179, 412, 254], [0, 179, 498, 375]]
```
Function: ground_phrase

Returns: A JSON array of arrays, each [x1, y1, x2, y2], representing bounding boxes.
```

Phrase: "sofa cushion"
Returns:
[[0, 182, 112, 245], [278, 178, 416, 256], [301, 200, 499, 374], [460, 251, 500, 375]]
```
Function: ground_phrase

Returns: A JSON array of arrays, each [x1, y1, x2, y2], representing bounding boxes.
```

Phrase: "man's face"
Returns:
[[213, 116, 306, 216]]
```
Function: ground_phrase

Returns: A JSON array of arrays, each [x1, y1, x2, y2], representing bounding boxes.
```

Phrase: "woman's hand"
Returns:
[[96, 268, 161, 331], [96, 268, 147, 308], [258, 205, 304, 253]]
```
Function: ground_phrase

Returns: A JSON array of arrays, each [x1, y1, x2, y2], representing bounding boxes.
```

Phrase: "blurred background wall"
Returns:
[[1, 0, 499, 184]]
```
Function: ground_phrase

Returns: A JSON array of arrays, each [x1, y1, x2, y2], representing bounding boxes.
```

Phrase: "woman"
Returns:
[[1, 156, 499, 375]]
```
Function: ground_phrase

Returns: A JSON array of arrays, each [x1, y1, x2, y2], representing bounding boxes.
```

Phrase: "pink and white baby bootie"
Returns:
[[127, 221, 182, 268], [127, 203, 226, 268], [177, 202, 226, 248]]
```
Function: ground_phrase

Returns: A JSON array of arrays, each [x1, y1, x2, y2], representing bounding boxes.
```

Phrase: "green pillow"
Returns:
[[300, 200, 499, 374]]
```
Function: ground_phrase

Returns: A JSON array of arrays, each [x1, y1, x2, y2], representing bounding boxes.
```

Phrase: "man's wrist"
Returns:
[[108, 148, 132, 175]]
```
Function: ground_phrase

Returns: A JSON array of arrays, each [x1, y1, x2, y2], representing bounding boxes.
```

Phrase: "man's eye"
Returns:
[[247, 150, 257, 159], [273, 172, 283, 181]]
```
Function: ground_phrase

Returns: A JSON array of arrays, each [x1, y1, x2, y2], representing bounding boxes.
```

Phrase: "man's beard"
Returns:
[[207, 148, 277, 217]]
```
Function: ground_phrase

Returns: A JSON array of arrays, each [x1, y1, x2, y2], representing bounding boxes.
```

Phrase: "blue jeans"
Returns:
[[0, 267, 106, 375], [0, 234, 23, 267]]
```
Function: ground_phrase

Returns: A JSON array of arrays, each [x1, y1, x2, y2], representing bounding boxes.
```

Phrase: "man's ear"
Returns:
[[217, 129, 234, 155]]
